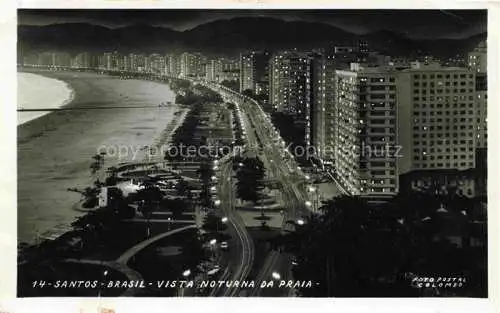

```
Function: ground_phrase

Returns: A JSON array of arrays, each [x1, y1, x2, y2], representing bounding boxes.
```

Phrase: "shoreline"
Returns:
[[18, 70, 182, 243], [17, 72, 76, 125]]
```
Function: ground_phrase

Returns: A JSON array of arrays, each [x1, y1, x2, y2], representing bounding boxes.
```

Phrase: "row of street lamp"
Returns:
[[181, 214, 228, 282], [210, 82, 315, 288]]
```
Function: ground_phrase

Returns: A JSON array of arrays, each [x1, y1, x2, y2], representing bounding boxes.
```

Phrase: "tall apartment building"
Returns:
[[136, 54, 147, 72], [335, 64, 399, 198], [146, 53, 165, 74], [240, 53, 254, 91], [397, 63, 479, 174], [38, 52, 71, 67], [22, 53, 39, 66], [468, 41, 487, 149], [112, 51, 122, 70], [239, 51, 270, 94], [56, 52, 71, 67], [269, 51, 335, 151], [122, 55, 130, 71], [205, 59, 223, 82], [180, 52, 202, 78], [72, 52, 92, 69], [310, 54, 336, 160], [357, 40, 369, 56], [166, 54, 180, 77], [470, 41, 487, 196], [474, 73, 487, 149], [127, 53, 138, 72], [37, 52, 53, 66], [269, 51, 310, 117], [103, 52, 113, 70], [468, 41, 487, 73], [396, 61, 487, 197]]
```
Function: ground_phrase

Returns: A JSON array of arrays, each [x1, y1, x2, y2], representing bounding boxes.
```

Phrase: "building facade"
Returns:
[[468, 41, 487, 74], [37, 52, 71, 68], [239, 51, 270, 94], [165, 54, 180, 77], [205, 59, 223, 82], [180, 52, 202, 78], [397, 63, 479, 174], [71, 52, 92, 69], [335, 65, 399, 198], [309, 54, 336, 160], [269, 51, 310, 117]]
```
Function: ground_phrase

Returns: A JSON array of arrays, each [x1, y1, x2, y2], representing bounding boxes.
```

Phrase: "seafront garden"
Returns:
[[17, 75, 236, 297]]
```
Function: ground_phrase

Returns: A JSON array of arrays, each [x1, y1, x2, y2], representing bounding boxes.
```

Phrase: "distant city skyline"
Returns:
[[18, 9, 486, 39]]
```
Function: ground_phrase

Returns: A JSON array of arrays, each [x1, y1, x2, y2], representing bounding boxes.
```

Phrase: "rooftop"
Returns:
[[337, 62, 471, 75]]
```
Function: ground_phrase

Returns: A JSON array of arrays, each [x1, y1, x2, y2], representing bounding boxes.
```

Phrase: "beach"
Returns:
[[17, 72, 74, 125], [18, 71, 179, 243]]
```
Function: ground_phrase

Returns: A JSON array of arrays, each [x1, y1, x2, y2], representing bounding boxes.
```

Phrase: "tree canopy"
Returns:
[[269, 194, 487, 297]]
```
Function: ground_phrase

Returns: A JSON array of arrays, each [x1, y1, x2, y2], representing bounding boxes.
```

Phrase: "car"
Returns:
[[207, 265, 221, 276], [220, 241, 229, 250]]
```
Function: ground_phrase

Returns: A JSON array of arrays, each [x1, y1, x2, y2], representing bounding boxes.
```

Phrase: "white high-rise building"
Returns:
[[239, 51, 270, 94], [180, 52, 202, 78], [335, 64, 399, 198], [205, 59, 223, 82]]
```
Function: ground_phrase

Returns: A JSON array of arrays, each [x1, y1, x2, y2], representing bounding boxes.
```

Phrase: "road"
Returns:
[[200, 80, 343, 297], [239, 99, 311, 296], [211, 152, 255, 297], [198, 83, 310, 296]]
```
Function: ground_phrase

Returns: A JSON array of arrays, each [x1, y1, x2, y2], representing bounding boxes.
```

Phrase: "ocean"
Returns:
[[17, 71, 178, 243], [17, 72, 74, 125]]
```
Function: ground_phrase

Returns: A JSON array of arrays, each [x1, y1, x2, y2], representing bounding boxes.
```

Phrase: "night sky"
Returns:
[[18, 9, 486, 39]]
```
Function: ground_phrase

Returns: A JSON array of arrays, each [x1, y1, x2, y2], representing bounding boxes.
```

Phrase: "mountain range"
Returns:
[[18, 17, 486, 58]]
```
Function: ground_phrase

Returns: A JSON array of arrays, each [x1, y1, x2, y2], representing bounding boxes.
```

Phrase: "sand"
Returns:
[[17, 72, 74, 125], [18, 71, 179, 243]]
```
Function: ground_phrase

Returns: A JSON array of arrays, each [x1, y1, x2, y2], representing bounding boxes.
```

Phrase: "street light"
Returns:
[[97, 269, 109, 298], [221, 216, 228, 223], [271, 271, 281, 280], [210, 186, 217, 192], [209, 238, 217, 245], [182, 269, 191, 277], [214, 199, 221, 206], [305, 200, 312, 208], [296, 219, 305, 226]]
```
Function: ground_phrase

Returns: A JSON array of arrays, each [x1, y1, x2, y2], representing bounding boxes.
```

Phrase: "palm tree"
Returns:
[[236, 156, 265, 207], [136, 184, 163, 218], [92, 154, 103, 165], [105, 166, 119, 186], [90, 162, 101, 175]]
